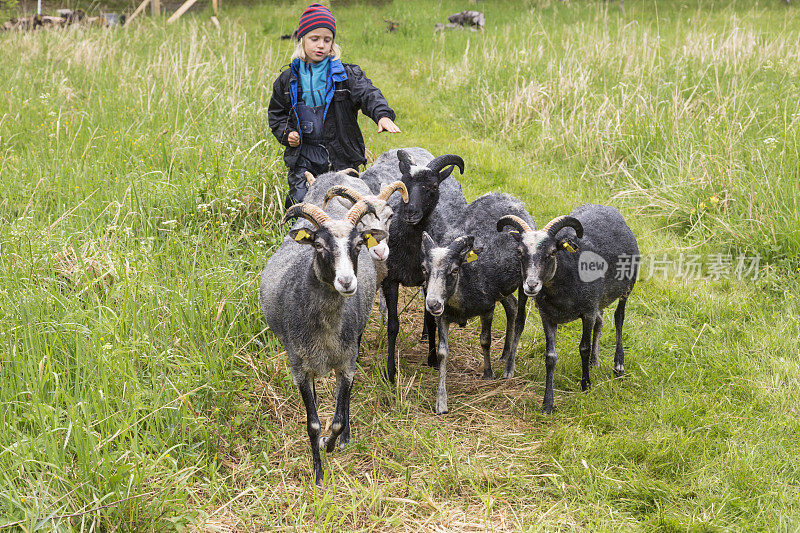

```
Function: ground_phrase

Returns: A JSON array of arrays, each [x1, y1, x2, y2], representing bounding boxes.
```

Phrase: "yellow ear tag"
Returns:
[[465, 250, 479, 263], [563, 242, 577, 253], [365, 234, 379, 249], [294, 229, 311, 242]]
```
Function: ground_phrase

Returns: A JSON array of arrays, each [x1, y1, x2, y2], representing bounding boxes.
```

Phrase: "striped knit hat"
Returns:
[[297, 3, 336, 39]]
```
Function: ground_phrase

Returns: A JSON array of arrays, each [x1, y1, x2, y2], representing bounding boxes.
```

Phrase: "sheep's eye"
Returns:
[[449, 266, 459, 275], [314, 242, 325, 251]]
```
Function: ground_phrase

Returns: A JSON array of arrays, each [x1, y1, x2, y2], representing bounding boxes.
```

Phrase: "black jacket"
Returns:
[[268, 60, 396, 171]]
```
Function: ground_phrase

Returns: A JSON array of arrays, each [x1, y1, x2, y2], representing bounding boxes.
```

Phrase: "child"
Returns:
[[268, 3, 401, 208]]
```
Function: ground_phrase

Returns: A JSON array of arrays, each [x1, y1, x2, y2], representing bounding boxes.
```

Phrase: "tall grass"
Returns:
[[1, 1, 799, 530]]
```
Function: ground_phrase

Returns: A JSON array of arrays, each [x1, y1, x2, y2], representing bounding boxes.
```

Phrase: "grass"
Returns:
[[1, 0, 800, 530]]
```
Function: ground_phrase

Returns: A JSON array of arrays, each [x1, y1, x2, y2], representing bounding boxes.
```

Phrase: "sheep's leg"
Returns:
[[541, 316, 558, 414], [479, 311, 494, 379], [340, 378, 351, 450], [435, 318, 450, 415], [425, 310, 438, 367], [378, 288, 388, 324], [324, 369, 354, 453], [297, 374, 324, 486], [613, 297, 628, 377], [420, 288, 429, 341], [579, 315, 596, 392], [383, 279, 400, 384], [511, 290, 528, 369], [500, 295, 519, 378], [590, 310, 603, 367]]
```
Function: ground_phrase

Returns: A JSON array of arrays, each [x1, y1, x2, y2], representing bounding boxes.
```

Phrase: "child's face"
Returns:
[[303, 28, 334, 63]]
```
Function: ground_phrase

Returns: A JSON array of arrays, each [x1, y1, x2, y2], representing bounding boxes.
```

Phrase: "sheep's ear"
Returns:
[[450, 235, 476, 263], [397, 150, 412, 177], [506, 230, 522, 242], [289, 227, 316, 245], [557, 236, 579, 253], [421, 231, 436, 254], [464, 245, 482, 264], [361, 229, 388, 248]]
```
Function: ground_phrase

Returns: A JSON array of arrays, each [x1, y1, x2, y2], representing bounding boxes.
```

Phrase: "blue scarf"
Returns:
[[298, 57, 330, 107]]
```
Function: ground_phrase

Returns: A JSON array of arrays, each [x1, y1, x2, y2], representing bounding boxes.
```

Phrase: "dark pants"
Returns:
[[285, 100, 330, 209]]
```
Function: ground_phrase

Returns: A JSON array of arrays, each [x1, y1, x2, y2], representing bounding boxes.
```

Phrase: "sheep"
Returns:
[[420, 193, 537, 414], [375, 149, 465, 384], [361, 148, 468, 345], [497, 204, 639, 414], [301, 168, 409, 281], [259, 200, 385, 486]]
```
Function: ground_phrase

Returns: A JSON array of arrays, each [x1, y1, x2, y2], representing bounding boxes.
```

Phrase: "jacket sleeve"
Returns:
[[346, 65, 396, 124], [268, 74, 293, 146]]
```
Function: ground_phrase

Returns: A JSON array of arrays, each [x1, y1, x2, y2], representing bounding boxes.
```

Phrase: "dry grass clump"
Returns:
[[52, 241, 118, 287]]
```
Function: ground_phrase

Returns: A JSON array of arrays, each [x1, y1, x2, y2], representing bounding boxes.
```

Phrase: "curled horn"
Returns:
[[377, 181, 409, 203], [427, 154, 465, 176], [338, 168, 360, 178], [304, 171, 316, 186], [542, 215, 583, 239], [323, 185, 364, 208], [281, 203, 330, 227], [344, 199, 378, 226], [497, 215, 533, 234]]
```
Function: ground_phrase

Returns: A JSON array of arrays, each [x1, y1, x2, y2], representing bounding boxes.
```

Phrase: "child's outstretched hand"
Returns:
[[377, 117, 401, 133], [288, 131, 300, 147]]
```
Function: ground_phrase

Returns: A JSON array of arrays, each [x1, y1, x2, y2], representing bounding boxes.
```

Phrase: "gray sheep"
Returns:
[[420, 193, 536, 414], [259, 201, 385, 486], [497, 204, 639, 414]]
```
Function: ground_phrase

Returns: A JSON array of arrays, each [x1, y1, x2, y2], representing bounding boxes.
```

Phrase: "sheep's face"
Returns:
[[363, 201, 393, 262], [399, 168, 441, 225], [328, 197, 393, 262], [396, 150, 462, 225], [513, 230, 578, 297], [290, 221, 386, 296], [420, 233, 479, 316]]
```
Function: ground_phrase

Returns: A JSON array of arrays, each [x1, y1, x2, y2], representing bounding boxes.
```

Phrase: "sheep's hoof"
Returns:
[[338, 438, 349, 452], [580, 379, 591, 392], [325, 436, 338, 454], [614, 363, 625, 377], [435, 408, 449, 415], [541, 404, 555, 414], [481, 369, 494, 380], [420, 331, 428, 341], [501, 371, 513, 379]]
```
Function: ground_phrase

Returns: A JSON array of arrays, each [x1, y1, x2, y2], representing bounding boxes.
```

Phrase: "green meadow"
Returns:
[[1, 0, 800, 529]]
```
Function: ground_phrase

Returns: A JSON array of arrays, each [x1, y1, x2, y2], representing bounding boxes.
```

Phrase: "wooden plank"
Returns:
[[126, 0, 151, 24], [166, 0, 199, 23], [151, 0, 160, 17], [211, 0, 218, 16]]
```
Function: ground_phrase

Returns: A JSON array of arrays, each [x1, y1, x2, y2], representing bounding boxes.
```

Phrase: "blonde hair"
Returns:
[[291, 36, 342, 62]]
